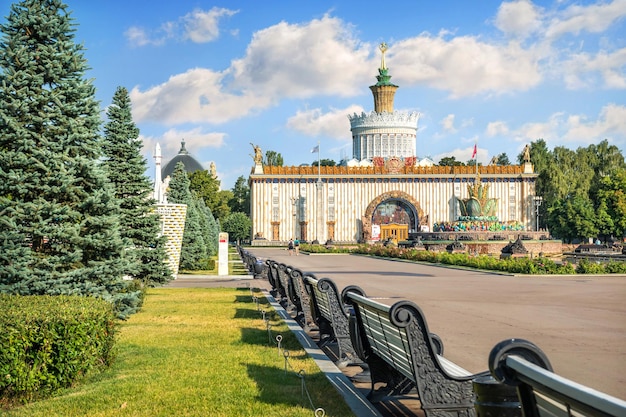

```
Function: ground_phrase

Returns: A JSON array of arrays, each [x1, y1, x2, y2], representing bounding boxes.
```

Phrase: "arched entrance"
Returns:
[[362, 191, 426, 242]]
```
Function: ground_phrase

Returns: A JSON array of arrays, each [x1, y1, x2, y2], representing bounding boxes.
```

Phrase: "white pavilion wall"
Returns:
[[251, 175, 536, 243]]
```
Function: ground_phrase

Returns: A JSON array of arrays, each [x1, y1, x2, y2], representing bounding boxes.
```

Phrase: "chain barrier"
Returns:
[[251, 290, 326, 417]]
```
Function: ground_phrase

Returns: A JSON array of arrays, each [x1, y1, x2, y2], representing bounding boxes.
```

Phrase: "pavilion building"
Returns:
[[249, 45, 538, 245]]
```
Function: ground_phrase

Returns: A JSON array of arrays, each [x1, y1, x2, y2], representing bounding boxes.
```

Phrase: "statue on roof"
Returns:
[[379, 42, 388, 70], [522, 144, 531, 163], [210, 161, 217, 178], [250, 142, 262, 165]]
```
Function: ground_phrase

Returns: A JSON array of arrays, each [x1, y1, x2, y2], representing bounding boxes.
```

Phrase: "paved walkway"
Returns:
[[245, 248, 626, 401]]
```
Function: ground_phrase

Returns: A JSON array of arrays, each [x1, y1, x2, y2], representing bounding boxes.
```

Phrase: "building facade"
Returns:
[[250, 45, 538, 244]]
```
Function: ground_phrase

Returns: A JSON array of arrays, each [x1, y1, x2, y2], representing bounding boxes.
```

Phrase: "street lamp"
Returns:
[[534, 196, 543, 232]]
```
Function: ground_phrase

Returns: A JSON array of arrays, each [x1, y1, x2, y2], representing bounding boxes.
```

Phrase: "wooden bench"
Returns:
[[300, 274, 361, 368], [488, 338, 626, 417], [343, 286, 489, 416]]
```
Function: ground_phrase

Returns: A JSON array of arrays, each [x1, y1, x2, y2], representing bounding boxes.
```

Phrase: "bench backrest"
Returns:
[[302, 275, 360, 363], [267, 260, 288, 300], [344, 289, 423, 383], [489, 339, 626, 417], [277, 263, 298, 309], [344, 288, 477, 378], [303, 275, 347, 329], [343, 287, 485, 417], [288, 268, 313, 328], [265, 259, 277, 289]]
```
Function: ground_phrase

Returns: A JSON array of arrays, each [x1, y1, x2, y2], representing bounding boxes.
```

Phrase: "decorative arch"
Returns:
[[361, 191, 427, 241]]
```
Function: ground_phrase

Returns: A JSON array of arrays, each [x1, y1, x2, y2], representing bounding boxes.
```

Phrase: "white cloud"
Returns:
[[141, 128, 226, 162], [498, 104, 626, 149], [125, 7, 237, 47], [286, 104, 364, 140], [440, 114, 457, 133], [128, 8, 624, 127], [131, 15, 371, 124], [562, 103, 626, 144], [125, 27, 160, 47], [230, 15, 371, 98], [486, 121, 510, 137], [561, 48, 626, 89], [183, 8, 238, 43], [130, 68, 272, 124], [545, 0, 626, 39], [495, 0, 542, 39], [391, 35, 543, 97]]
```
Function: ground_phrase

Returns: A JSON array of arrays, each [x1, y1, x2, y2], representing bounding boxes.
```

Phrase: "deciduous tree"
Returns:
[[229, 175, 250, 216], [189, 169, 231, 222], [438, 156, 464, 166], [264, 150, 283, 166], [222, 212, 252, 244]]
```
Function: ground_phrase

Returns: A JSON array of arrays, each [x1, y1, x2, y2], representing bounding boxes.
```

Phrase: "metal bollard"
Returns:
[[473, 375, 521, 417]]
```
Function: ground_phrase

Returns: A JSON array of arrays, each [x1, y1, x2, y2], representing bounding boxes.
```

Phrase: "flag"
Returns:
[[471, 143, 477, 159], [311, 145, 319, 153]]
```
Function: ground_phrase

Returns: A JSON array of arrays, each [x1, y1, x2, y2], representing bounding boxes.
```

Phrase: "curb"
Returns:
[[176, 274, 254, 280]]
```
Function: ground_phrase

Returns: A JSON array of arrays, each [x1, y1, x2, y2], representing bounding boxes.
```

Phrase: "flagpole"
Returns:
[[474, 142, 478, 176], [317, 141, 321, 183]]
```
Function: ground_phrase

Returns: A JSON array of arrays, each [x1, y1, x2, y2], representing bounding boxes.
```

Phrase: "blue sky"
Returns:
[[3, 0, 625, 189]]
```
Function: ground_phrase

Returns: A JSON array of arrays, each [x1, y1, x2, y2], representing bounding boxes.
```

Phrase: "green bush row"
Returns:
[[352, 245, 626, 274], [300, 243, 352, 254], [0, 295, 118, 406]]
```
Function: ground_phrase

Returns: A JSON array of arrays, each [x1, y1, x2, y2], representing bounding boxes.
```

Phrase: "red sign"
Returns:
[[219, 239, 226, 243]]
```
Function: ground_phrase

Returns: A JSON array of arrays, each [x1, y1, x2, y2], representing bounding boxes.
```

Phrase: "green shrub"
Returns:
[[575, 259, 606, 274], [353, 243, 624, 275], [196, 258, 216, 270], [605, 261, 626, 274], [300, 243, 352, 254], [354, 245, 587, 275], [0, 295, 118, 406]]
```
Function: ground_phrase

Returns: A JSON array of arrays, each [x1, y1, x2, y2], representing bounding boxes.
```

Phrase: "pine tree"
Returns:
[[102, 86, 172, 286], [0, 0, 140, 318], [167, 162, 208, 270]]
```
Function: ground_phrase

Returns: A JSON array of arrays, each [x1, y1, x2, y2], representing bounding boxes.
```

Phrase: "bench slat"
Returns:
[[361, 306, 415, 381]]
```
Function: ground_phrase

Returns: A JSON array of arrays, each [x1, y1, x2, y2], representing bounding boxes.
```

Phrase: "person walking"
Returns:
[[294, 238, 300, 255], [288, 239, 294, 255]]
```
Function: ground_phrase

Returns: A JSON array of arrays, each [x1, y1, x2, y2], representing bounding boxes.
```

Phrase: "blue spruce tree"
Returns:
[[102, 86, 172, 286], [167, 162, 209, 270], [0, 0, 140, 318]]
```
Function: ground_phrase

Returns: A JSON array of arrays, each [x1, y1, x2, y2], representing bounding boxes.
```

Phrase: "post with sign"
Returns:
[[218, 232, 229, 276]]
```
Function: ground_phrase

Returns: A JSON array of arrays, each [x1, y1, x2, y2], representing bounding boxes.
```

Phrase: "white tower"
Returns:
[[153, 143, 164, 203], [349, 43, 419, 160]]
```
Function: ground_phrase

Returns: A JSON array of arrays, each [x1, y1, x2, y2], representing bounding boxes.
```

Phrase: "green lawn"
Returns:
[[4, 288, 356, 417]]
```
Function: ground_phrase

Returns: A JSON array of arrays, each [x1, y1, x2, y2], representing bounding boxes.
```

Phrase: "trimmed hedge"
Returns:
[[0, 295, 117, 406], [299, 243, 625, 274]]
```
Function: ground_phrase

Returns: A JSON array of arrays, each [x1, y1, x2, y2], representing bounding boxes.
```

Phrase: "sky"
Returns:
[[2, 0, 625, 189]]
